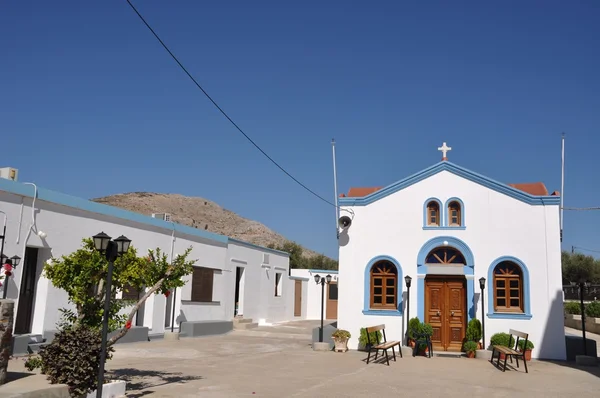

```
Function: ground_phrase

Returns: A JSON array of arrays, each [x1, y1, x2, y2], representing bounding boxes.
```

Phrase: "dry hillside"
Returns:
[[92, 192, 321, 258]]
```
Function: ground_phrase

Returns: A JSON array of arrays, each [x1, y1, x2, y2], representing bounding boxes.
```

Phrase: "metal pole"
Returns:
[[97, 255, 115, 398], [170, 288, 177, 333], [0, 224, 6, 299], [405, 285, 410, 345], [580, 282, 587, 356], [481, 286, 486, 349], [319, 279, 324, 343], [331, 139, 340, 239], [560, 132, 565, 242]]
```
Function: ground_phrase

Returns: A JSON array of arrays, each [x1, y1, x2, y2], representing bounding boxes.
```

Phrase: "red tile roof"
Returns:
[[340, 182, 557, 198]]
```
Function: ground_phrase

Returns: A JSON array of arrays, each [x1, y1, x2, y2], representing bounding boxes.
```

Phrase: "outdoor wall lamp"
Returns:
[[404, 275, 412, 346], [479, 277, 486, 349], [314, 274, 332, 343]]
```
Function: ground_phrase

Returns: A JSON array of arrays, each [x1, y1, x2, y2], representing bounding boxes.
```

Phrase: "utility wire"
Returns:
[[573, 246, 600, 254], [562, 207, 600, 211], [125, 0, 336, 207]]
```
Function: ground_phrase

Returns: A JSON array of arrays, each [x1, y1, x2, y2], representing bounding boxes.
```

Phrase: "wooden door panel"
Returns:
[[326, 282, 338, 319], [425, 281, 444, 350], [446, 282, 465, 351], [425, 277, 466, 352], [294, 280, 302, 317]]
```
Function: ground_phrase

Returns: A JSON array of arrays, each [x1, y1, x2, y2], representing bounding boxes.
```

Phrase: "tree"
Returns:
[[43, 238, 195, 345], [562, 251, 600, 284], [268, 240, 339, 270]]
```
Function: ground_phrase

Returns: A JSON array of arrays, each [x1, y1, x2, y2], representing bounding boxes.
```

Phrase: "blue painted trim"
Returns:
[[0, 178, 229, 244], [338, 161, 560, 206], [417, 277, 425, 321], [486, 256, 532, 319], [467, 279, 475, 321], [422, 197, 443, 228], [362, 310, 403, 317], [228, 238, 290, 257], [416, 236, 474, 275], [444, 197, 465, 227], [309, 269, 339, 274], [423, 226, 466, 230], [363, 255, 403, 315]]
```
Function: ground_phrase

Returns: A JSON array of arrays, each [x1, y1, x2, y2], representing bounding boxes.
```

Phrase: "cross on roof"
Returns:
[[438, 142, 452, 161]]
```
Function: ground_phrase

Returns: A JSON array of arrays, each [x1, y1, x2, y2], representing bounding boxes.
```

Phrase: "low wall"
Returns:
[[565, 314, 600, 334]]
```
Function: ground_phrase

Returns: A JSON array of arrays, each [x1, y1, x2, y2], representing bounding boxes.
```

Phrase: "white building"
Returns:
[[337, 146, 566, 360], [290, 269, 339, 321], [0, 174, 305, 351]]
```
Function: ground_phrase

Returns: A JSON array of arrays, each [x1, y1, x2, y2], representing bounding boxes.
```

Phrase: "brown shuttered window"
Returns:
[[122, 283, 140, 301], [191, 266, 214, 302]]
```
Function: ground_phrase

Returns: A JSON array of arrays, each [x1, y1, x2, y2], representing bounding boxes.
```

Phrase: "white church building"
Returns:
[[0, 169, 305, 354], [336, 144, 566, 360]]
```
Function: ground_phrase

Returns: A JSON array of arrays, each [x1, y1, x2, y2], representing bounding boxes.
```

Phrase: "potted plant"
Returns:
[[358, 327, 381, 351], [463, 341, 477, 358], [465, 319, 482, 349], [517, 339, 534, 361], [332, 329, 351, 352], [407, 317, 421, 347], [489, 332, 515, 360], [417, 323, 433, 356]]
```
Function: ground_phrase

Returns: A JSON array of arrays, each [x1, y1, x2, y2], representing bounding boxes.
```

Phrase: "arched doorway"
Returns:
[[424, 246, 467, 352]]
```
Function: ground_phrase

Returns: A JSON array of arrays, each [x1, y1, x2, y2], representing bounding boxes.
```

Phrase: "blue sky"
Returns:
[[1, 1, 599, 260]]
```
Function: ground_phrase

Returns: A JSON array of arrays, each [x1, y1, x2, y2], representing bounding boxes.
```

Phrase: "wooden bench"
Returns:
[[490, 329, 529, 373], [364, 324, 402, 366]]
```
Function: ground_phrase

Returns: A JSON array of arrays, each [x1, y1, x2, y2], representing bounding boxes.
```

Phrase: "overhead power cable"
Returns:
[[125, 0, 336, 207], [562, 207, 600, 211], [573, 246, 600, 254]]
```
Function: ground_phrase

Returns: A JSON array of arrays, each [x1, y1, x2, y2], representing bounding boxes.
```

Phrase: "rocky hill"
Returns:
[[92, 192, 321, 258]]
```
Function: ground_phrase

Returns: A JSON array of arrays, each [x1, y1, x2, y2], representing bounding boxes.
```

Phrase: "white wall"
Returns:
[[338, 170, 565, 360], [290, 269, 339, 320], [0, 187, 294, 336]]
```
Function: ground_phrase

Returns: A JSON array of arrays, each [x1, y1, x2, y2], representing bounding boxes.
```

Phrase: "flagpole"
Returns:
[[560, 132, 565, 242], [332, 139, 340, 239]]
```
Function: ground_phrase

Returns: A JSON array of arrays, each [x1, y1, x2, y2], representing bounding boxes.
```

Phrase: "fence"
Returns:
[[563, 284, 600, 301]]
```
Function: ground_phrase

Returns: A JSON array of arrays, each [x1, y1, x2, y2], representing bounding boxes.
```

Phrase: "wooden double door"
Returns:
[[424, 276, 466, 352]]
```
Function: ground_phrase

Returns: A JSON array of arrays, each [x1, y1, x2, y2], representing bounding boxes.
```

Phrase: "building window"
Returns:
[[425, 247, 466, 265], [426, 201, 440, 226], [448, 201, 461, 226], [191, 266, 214, 303], [275, 272, 282, 297], [121, 283, 140, 301], [370, 261, 397, 310], [493, 261, 523, 313]]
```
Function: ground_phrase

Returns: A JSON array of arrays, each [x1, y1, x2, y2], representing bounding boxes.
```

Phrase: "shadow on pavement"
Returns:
[[109, 368, 202, 394]]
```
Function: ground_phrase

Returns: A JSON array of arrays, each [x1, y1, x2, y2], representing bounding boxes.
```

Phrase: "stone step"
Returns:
[[27, 342, 48, 354], [233, 317, 253, 324], [28, 334, 44, 343], [233, 322, 258, 330]]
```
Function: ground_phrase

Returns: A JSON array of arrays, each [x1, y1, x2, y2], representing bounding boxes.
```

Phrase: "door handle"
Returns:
[[451, 311, 455, 316], [436, 311, 440, 316]]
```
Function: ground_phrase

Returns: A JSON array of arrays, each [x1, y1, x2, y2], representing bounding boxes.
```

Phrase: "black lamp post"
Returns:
[[93, 232, 131, 398], [404, 275, 412, 345], [314, 273, 332, 343], [1, 254, 21, 299], [479, 277, 486, 349], [579, 280, 590, 356]]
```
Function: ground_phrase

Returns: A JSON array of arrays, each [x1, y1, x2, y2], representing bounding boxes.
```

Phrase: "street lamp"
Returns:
[[479, 277, 486, 349], [314, 274, 332, 343], [578, 279, 590, 356], [92, 232, 131, 398], [2, 255, 21, 299], [404, 275, 412, 345]]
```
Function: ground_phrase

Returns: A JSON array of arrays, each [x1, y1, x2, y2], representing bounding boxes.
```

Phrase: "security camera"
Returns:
[[338, 215, 352, 229]]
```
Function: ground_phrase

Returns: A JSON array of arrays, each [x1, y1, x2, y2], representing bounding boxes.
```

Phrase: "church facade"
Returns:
[[337, 146, 566, 360]]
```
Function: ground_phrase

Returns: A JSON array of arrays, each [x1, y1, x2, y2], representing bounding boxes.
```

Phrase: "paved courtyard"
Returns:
[[4, 320, 600, 397]]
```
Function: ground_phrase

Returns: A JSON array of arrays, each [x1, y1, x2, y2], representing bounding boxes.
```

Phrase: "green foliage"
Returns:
[[564, 301, 582, 315], [421, 323, 433, 337], [332, 329, 351, 339], [43, 238, 195, 336], [585, 301, 600, 318], [28, 325, 114, 397], [24, 355, 42, 371], [562, 251, 600, 284], [517, 339, 534, 350], [490, 332, 515, 348], [267, 240, 338, 270], [465, 318, 482, 342], [463, 340, 478, 353], [408, 317, 422, 339], [358, 327, 381, 348]]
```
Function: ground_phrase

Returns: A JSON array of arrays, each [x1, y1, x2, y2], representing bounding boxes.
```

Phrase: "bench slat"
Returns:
[[509, 329, 528, 339], [375, 340, 400, 350], [493, 345, 521, 355], [366, 324, 385, 333]]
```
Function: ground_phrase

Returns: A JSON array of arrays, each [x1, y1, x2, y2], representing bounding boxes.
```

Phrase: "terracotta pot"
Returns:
[[498, 352, 506, 360], [466, 351, 475, 358], [333, 338, 349, 352], [477, 342, 483, 349], [522, 349, 532, 361], [409, 340, 415, 348]]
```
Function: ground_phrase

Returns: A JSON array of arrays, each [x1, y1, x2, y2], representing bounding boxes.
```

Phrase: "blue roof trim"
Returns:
[[338, 161, 561, 206], [0, 178, 226, 245], [308, 269, 339, 274], [227, 238, 290, 257]]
